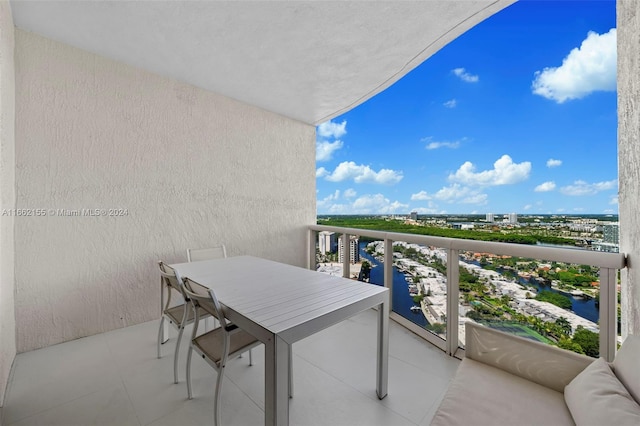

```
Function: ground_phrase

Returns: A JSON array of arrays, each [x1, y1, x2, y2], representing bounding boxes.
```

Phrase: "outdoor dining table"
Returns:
[[170, 255, 389, 426]]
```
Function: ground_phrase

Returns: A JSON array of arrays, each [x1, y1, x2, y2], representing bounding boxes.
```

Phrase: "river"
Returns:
[[516, 275, 599, 323], [358, 242, 599, 326], [358, 242, 427, 327], [461, 258, 599, 323]]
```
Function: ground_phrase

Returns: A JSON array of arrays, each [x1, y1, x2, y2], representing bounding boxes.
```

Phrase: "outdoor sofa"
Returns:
[[431, 322, 640, 425]]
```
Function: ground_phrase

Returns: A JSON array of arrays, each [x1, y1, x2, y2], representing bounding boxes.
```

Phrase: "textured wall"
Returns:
[[0, 0, 16, 407], [14, 30, 316, 352], [618, 0, 640, 338]]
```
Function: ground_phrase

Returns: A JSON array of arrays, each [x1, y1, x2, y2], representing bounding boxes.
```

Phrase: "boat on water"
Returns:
[[410, 306, 421, 312]]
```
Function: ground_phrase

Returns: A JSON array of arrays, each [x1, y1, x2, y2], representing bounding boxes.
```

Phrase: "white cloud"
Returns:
[[316, 190, 343, 213], [431, 184, 488, 205], [610, 195, 619, 205], [316, 167, 329, 178], [433, 185, 466, 201], [461, 192, 488, 205], [532, 28, 616, 103], [321, 161, 403, 185], [316, 140, 343, 162], [352, 194, 408, 214], [547, 158, 562, 168], [412, 185, 488, 207], [343, 188, 357, 199], [317, 119, 347, 139], [523, 204, 532, 211], [443, 99, 457, 108], [412, 203, 446, 215], [448, 155, 531, 186], [535, 181, 556, 192], [452, 68, 479, 83], [423, 136, 464, 150], [559, 179, 617, 196], [318, 193, 408, 214], [411, 191, 431, 201]]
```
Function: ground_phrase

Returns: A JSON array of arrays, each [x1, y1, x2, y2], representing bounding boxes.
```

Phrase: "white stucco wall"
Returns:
[[0, 0, 16, 408], [14, 30, 316, 352], [618, 0, 640, 338]]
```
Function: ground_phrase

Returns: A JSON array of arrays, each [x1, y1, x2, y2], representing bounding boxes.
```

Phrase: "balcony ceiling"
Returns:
[[10, 0, 515, 125]]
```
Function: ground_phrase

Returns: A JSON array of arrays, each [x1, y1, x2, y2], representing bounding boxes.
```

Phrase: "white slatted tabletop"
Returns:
[[171, 255, 389, 426]]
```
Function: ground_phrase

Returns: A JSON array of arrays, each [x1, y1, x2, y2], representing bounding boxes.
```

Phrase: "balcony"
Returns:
[[310, 225, 626, 362], [2, 309, 459, 426], [1, 1, 640, 425], [2, 225, 627, 426]]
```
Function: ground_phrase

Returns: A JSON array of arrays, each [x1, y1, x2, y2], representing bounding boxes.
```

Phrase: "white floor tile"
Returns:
[[4, 335, 121, 425], [3, 310, 457, 426], [7, 383, 140, 426]]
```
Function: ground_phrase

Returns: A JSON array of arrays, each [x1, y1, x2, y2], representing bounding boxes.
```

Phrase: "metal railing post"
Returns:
[[308, 229, 317, 270], [384, 238, 393, 314], [599, 267, 617, 361], [446, 248, 460, 356], [342, 233, 350, 278]]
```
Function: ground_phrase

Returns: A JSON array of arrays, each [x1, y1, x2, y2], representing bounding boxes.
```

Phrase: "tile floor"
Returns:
[[2, 309, 459, 426]]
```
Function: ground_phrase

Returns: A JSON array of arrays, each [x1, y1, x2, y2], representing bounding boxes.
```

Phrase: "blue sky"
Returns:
[[316, 0, 617, 216]]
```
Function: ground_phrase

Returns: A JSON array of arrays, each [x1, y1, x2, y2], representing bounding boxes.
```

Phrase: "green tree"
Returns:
[[557, 337, 585, 354], [572, 326, 599, 357], [536, 290, 572, 309], [428, 322, 446, 334], [359, 260, 372, 282], [554, 317, 572, 337]]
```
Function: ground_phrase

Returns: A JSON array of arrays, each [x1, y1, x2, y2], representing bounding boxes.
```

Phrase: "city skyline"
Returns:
[[316, 0, 617, 216]]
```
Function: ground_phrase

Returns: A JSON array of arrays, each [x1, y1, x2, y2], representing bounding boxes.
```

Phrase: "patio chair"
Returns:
[[182, 277, 262, 426], [186, 244, 255, 364], [186, 244, 227, 262], [157, 261, 211, 383]]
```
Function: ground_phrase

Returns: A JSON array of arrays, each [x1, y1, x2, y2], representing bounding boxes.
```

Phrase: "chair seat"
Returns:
[[165, 304, 212, 325], [193, 327, 260, 364]]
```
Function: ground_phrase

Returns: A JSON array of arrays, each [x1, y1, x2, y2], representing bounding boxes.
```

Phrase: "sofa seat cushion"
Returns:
[[431, 358, 574, 426]]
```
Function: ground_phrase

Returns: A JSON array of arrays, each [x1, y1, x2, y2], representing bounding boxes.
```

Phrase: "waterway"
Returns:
[[358, 241, 599, 327], [516, 275, 598, 323], [358, 242, 427, 327], [463, 260, 599, 323]]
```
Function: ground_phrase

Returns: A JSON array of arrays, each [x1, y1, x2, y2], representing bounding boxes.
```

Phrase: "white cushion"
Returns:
[[431, 358, 573, 426], [613, 335, 640, 403], [565, 357, 640, 426]]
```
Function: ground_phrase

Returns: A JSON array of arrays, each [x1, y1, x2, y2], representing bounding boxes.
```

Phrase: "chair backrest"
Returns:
[[186, 245, 227, 262], [158, 261, 186, 296], [183, 277, 228, 329]]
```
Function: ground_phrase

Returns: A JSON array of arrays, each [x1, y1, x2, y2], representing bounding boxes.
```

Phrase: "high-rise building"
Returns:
[[603, 223, 620, 245], [338, 236, 360, 264], [486, 213, 495, 222], [410, 211, 418, 221], [508, 213, 518, 223], [318, 231, 337, 254]]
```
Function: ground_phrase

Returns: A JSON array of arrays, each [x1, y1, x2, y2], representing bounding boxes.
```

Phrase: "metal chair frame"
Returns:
[[183, 277, 262, 426], [156, 261, 211, 383]]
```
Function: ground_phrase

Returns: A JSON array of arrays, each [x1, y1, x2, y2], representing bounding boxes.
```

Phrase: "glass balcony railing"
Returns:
[[309, 225, 626, 361]]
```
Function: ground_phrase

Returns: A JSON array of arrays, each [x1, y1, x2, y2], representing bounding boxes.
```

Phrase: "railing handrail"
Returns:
[[310, 224, 626, 269]]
